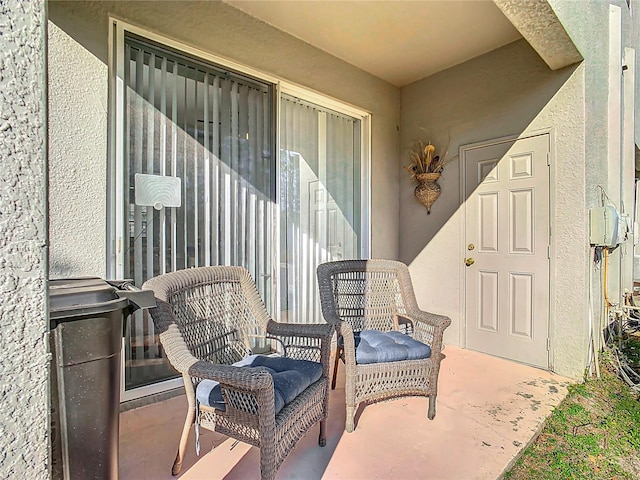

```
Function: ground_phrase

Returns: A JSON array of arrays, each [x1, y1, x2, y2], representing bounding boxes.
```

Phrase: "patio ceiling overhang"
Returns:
[[224, 0, 582, 87]]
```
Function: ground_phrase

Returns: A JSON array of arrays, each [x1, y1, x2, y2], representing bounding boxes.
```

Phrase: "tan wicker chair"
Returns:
[[143, 266, 332, 480], [317, 259, 451, 432]]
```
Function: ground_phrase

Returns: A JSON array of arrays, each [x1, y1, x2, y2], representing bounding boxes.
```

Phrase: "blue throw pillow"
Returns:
[[196, 355, 323, 414]]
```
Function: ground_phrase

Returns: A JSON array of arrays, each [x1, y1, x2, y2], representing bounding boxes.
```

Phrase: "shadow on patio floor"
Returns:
[[119, 346, 571, 480]]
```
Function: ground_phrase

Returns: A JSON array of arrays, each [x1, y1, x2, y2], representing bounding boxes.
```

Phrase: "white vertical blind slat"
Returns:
[[124, 42, 134, 377], [134, 48, 144, 288], [133, 47, 145, 367], [220, 79, 232, 265], [231, 82, 240, 266], [192, 71, 199, 268], [145, 53, 158, 358], [211, 76, 220, 265], [159, 57, 167, 275], [146, 53, 155, 282], [203, 72, 211, 266], [181, 73, 188, 269], [264, 92, 271, 297], [247, 89, 257, 284], [258, 92, 265, 293], [224, 173, 232, 264], [170, 60, 178, 273], [239, 85, 249, 272]]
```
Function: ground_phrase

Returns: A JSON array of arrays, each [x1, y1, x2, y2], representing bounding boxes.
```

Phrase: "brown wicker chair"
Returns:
[[317, 259, 451, 432], [143, 266, 332, 480]]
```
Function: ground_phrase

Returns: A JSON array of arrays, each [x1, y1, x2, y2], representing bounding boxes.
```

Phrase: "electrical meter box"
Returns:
[[589, 206, 626, 247]]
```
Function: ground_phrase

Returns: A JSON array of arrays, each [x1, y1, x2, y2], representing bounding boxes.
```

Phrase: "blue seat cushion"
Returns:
[[350, 330, 431, 364], [195, 355, 323, 414]]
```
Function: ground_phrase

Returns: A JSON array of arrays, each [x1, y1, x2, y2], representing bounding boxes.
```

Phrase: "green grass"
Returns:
[[504, 353, 640, 480]]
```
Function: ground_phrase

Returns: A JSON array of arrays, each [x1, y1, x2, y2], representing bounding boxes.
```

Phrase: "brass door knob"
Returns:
[[465, 258, 475, 266]]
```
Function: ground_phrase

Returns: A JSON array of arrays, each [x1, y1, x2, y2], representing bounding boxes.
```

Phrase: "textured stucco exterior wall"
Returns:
[[400, 39, 588, 378], [549, 0, 637, 354], [47, 0, 400, 269], [634, 0, 640, 147], [0, 0, 50, 478], [48, 21, 108, 278], [493, 0, 582, 70]]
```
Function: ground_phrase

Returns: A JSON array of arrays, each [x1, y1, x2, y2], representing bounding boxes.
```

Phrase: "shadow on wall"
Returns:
[[399, 39, 580, 265], [48, 2, 111, 65]]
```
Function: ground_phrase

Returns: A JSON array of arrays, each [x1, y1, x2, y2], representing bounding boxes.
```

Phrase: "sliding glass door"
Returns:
[[113, 24, 368, 398]]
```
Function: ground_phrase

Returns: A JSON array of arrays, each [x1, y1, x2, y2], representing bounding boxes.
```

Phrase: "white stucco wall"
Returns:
[[0, 0, 50, 477], [47, 0, 401, 279], [400, 39, 588, 378], [48, 21, 108, 278]]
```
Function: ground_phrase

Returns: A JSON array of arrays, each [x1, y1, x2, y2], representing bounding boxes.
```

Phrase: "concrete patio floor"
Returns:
[[119, 346, 571, 479]]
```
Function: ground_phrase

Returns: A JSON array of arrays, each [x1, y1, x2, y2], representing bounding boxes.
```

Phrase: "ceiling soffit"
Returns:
[[225, 0, 523, 87]]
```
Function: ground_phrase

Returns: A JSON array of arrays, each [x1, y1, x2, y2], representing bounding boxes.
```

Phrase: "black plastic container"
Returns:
[[49, 278, 155, 480]]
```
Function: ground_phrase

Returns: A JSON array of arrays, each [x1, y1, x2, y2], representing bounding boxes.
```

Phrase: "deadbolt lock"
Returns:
[[465, 258, 475, 266], [468, 244, 475, 251]]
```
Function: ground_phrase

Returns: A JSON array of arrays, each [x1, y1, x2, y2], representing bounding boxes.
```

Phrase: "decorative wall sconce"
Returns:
[[404, 141, 453, 214]]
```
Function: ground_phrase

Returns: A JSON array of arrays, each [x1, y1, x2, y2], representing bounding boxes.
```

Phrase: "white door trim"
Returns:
[[458, 129, 554, 369]]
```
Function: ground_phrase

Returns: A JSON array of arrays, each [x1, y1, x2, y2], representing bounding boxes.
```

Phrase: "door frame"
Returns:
[[458, 129, 555, 370]]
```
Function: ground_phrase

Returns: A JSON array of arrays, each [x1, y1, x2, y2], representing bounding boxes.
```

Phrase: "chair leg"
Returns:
[[345, 404, 356, 433], [260, 460, 277, 480], [428, 394, 437, 420], [318, 420, 327, 447], [331, 346, 341, 390], [172, 406, 195, 475], [259, 440, 277, 480]]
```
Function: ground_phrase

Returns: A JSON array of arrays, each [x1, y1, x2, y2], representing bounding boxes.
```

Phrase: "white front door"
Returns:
[[463, 134, 550, 368]]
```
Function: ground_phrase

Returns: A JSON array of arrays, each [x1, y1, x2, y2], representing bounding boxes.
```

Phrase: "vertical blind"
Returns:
[[123, 37, 273, 389], [279, 94, 361, 324]]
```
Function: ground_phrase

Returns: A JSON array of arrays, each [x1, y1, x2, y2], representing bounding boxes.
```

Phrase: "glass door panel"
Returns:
[[279, 95, 361, 324], [122, 36, 273, 391]]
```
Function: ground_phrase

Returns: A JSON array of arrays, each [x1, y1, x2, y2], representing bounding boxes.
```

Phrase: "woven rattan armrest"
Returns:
[[332, 321, 357, 369], [188, 361, 274, 391], [189, 360, 277, 419], [400, 311, 451, 353], [399, 311, 451, 331], [266, 319, 334, 339], [266, 319, 333, 374]]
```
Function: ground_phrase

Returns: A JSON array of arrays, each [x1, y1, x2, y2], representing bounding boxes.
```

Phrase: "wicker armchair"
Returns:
[[317, 259, 451, 432], [143, 266, 332, 480]]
